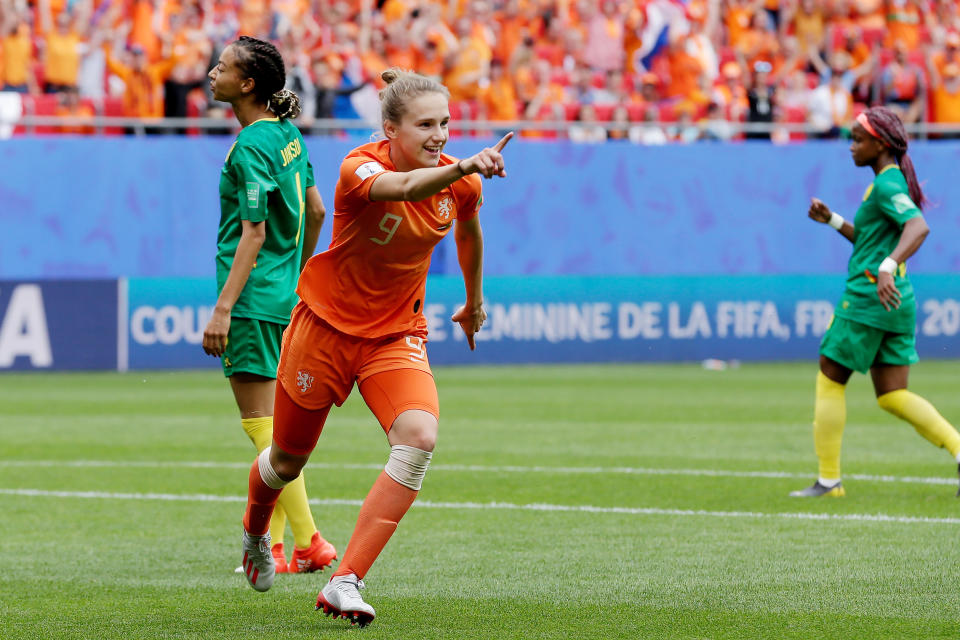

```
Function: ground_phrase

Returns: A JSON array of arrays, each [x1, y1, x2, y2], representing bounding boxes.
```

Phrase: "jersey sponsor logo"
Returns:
[[891, 193, 916, 214], [355, 161, 385, 180], [296, 369, 314, 393], [246, 183, 260, 208], [438, 195, 454, 220]]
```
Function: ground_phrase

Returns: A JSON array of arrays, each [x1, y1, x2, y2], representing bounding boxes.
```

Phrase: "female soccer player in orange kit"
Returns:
[[238, 67, 512, 627]]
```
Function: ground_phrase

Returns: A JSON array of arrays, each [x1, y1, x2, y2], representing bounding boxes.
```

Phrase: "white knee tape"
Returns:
[[383, 445, 432, 491], [258, 447, 289, 490]]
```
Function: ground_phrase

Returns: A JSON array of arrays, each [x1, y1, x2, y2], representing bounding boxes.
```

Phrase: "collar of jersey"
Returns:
[[877, 163, 899, 176], [249, 117, 280, 126]]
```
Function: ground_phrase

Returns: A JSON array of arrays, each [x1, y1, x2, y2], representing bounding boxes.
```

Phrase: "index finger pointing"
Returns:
[[492, 131, 514, 152]]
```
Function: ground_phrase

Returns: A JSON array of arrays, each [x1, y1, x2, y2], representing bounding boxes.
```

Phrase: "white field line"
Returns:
[[0, 459, 954, 486], [2, 487, 959, 525]]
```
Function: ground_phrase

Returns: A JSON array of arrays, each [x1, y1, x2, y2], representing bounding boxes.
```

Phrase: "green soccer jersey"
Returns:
[[216, 117, 316, 324], [833, 165, 923, 333]]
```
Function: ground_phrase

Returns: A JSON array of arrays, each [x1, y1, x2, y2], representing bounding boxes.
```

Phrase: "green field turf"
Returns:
[[3, 361, 960, 639]]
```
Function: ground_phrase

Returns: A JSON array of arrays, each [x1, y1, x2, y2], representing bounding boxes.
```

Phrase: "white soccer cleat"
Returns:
[[240, 530, 275, 592], [316, 573, 376, 627]]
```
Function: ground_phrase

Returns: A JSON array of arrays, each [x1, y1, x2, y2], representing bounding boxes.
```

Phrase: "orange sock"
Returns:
[[333, 471, 417, 579], [243, 458, 283, 536]]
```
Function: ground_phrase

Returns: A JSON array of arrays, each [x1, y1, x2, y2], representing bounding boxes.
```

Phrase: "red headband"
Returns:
[[856, 112, 887, 145]]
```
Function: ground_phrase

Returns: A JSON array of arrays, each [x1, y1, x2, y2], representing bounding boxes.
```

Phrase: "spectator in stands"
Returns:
[[164, 6, 212, 123], [667, 101, 702, 143], [629, 72, 664, 109], [885, 0, 924, 51], [701, 100, 735, 141], [477, 57, 520, 129], [590, 68, 629, 105], [568, 103, 608, 143], [445, 15, 492, 102], [736, 9, 780, 70], [713, 60, 749, 122], [54, 85, 95, 134], [877, 39, 926, 125], [833, 26, 876, 104], [924, 45, 960, 138], [76, 5, 112, 101], [746, 59, 776, 139], [807, 54, 855, 138], [39, 9, 83, 93], [106, 41, 177, 123], [630, 105, 669, 145], [664, 35, 706, 101], [582, 0, 626, 72], [1, 10, 34, 93], [929, 30, 960, 78], [925, 1, 960, 47], [566, 64, 596, 105], [783, 0, 826, 57], [607, 104, 632, 140]]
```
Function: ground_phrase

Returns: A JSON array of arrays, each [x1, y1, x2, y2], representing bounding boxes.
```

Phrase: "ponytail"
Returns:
[[861, 106, 925, 210]]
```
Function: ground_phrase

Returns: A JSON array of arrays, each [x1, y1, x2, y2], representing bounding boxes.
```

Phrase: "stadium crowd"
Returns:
[[2, 0, 960, 141]]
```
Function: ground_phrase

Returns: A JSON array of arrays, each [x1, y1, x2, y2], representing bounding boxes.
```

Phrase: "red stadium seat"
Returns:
[[100, 96, 125, 135], [550, 69, 571, 87], [783, 105, 807, 141], [658, 103, 677, 123], [593, 104, 614, 122], [448, 100, 471, 137], [22, 94, 59, 134], [626, 103, 645, 122]]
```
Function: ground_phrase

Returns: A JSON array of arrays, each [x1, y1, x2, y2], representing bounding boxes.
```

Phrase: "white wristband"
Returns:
[[827, 212, 845, 230], [878, 257, 898, 275]]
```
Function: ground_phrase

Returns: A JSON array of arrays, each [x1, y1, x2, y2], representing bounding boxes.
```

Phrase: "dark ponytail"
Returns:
[[232, 36, 302, 120], [862, 106, 925, 210]]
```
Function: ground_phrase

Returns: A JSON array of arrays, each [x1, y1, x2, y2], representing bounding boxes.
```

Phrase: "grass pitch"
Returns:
[[2, 361, 960, 639]]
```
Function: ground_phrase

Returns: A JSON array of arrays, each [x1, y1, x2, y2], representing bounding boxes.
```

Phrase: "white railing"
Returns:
[[1, 114, 957, 138]]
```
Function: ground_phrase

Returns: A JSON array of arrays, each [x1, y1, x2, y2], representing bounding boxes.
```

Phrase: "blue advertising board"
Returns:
[[4, 276, 954, 372], [0, 280, 117, 370], [125, 278, 217, 370], [119, 275, 960, 370]]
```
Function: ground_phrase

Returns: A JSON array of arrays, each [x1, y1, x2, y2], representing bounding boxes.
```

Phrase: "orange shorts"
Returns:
[[274, 302, 439, 454]]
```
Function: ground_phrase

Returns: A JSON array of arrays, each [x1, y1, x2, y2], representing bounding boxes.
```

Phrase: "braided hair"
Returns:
[[860, 106, 925, 210], [232, 36, 302, 120]]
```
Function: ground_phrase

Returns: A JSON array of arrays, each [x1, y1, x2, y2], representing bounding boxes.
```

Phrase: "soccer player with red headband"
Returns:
[[792, 106, 960, 498]]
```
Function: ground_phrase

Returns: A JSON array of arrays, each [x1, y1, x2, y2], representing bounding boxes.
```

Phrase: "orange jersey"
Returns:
[[297, 140, 483, 339]]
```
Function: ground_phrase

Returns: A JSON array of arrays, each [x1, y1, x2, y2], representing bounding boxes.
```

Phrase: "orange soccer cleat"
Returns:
[[271, 542, 290, 574], [290, 532, 337, 573]]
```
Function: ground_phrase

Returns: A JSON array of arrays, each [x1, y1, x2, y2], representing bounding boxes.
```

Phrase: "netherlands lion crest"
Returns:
[[438, 195, 453, 220], [296, 369, 314, 393]]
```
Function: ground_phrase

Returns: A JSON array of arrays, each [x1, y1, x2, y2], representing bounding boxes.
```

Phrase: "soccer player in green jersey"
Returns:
[[792, 106, 960, 498], [201, 36, 336, 582]]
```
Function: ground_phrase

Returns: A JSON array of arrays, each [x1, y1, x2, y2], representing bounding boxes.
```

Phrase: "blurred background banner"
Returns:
[[126, 277, 213, 371], [3, 276, 956, 371], [5, 138, 960, 280], [0, 279, 117, 371]]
